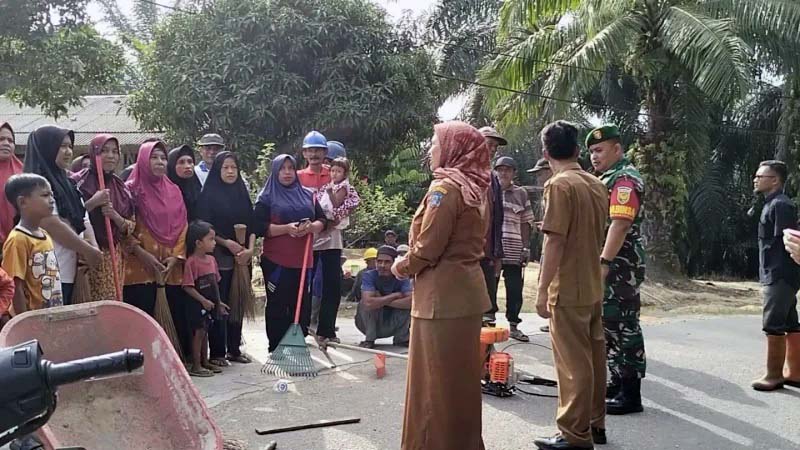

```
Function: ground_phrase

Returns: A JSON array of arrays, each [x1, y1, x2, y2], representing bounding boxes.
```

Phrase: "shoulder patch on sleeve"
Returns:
[[431, 185, 448, 195], [429, 191, 445, 208], [616, 186, 632, 205]]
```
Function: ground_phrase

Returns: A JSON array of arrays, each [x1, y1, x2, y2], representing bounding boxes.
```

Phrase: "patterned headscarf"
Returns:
[[73, 134, 135, 249], [432, 121, 491, 208]]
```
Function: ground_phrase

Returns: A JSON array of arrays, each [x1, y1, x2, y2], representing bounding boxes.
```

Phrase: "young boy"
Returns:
[[183, 220, 229, 377], [2, 174, 63, 316]]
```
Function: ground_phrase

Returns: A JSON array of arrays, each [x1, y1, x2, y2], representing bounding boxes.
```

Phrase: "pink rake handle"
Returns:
[[95, 155, 123, 302], [293, 234, 313, 324]]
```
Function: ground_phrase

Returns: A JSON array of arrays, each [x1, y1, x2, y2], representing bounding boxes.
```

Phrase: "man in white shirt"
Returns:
[[194, 133, 225, 186]]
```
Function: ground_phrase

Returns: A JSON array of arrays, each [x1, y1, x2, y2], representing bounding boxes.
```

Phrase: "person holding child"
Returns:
[[183, 220, 230, 377], [2, 174, 64, 314], [72, 134, 136, 302], [23, 125, 102, 305], [123, 141, 188, 317], [314, 154, 360, 345], [196, 151, 255, 366], [254, 154, 327, 352]]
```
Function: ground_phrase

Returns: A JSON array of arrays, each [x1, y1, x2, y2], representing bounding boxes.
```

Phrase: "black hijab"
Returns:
[[196, 151, 253, 248], [23, 125, 86, 233], [167, 145, 202, 222]]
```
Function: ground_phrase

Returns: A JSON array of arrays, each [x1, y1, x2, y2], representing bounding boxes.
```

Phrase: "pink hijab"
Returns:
[[0, 122, 23, 241], [126, 141, 187, 247], [432, 121, 491, 208]]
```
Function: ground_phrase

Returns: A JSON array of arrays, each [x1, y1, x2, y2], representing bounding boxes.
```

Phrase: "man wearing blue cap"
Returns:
[[297, 130, 331, 191]]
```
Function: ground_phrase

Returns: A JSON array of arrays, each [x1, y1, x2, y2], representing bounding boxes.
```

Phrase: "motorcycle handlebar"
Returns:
[[46, 349, 145, 388]]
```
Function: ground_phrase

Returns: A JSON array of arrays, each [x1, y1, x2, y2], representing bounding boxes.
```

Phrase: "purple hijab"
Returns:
[[256, 154, 314, 224]]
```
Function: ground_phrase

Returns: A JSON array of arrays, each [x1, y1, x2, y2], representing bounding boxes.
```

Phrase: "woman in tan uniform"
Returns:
[[393, 121, 491, 450]]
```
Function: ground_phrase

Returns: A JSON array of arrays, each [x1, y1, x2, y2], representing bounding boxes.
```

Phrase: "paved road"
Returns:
[[195, 313, 800, 450]]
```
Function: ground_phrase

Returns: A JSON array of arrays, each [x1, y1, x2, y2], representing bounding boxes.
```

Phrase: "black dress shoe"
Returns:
[[591, 427, 606, 445], [534, 435, 593, 450]]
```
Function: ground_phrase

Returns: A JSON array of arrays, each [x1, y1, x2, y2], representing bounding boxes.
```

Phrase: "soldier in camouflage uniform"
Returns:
[[587, 125, 647, 416]]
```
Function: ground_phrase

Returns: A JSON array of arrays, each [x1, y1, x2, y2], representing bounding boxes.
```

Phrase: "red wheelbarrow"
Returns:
[[0, 301, 224, 450]]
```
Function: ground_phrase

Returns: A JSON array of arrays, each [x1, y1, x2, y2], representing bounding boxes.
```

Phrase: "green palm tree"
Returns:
[[481, 0, 800, 270]]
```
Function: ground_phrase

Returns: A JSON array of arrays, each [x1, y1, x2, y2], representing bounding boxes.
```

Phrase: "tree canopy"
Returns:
[[129, 0, 442, 172], [0, 0, 125, 118]]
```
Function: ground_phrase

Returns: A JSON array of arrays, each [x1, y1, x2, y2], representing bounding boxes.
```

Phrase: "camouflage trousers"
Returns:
[[603, 289, 646, 380]]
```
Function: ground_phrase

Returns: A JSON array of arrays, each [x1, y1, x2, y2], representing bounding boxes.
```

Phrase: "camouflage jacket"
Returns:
[[599, 158, 646, 296]]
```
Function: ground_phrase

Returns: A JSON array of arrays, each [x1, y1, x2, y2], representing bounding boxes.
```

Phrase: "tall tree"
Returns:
[[0, 0, 125, 117], [129, 0, 440, 171], [481, 0, 800, 272]]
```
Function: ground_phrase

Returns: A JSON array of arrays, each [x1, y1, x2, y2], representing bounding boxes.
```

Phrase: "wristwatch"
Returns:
[[600, 257, 613, 266]]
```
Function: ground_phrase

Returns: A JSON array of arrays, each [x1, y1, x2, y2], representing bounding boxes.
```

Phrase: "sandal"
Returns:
[[202, 363, 223, 373], [227, 354, 252, 364], [209, 358, 230, 367], [189, 367, 214, 377]]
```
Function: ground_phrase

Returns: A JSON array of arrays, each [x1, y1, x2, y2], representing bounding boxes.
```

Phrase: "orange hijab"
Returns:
[[432, 121, 491, 208], [0, 122, 23, 242]]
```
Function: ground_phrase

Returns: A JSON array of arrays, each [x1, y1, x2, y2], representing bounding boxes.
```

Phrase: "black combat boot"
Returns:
[[606, 377, 643, 415], [606, 376, 621, 400]]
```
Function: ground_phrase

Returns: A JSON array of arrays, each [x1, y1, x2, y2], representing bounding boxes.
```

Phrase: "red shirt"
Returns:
[[297, 166, 331, 191]]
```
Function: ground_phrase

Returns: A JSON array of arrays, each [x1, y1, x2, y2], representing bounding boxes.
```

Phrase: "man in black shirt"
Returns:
[[752, 160, 800, 391]]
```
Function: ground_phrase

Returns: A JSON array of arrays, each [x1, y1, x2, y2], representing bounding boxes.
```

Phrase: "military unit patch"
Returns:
[[616, 186, 632, 205]]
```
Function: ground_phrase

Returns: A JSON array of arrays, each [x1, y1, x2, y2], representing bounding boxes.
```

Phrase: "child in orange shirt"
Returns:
[[2, 174, 63, 316]]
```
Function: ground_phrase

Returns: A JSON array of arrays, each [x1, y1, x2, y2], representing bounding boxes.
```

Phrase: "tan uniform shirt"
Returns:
[[405, 179, 491, 319], [541, 163, 608, 307]]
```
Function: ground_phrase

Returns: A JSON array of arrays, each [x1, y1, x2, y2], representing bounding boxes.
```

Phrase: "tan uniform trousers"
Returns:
[[549, 301, 606, 446]]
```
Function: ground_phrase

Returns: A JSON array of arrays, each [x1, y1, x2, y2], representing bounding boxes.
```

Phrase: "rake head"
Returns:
[[261, 324, 318, 378]]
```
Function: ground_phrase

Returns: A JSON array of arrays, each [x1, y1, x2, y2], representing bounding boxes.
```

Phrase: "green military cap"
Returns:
[[585, 124, 620, 148]]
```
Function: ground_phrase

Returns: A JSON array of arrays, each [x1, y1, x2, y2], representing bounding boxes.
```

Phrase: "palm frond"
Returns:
[[497, 0, 581, 39], [658, 6, 753, 104], [703, 0, 800, 66]]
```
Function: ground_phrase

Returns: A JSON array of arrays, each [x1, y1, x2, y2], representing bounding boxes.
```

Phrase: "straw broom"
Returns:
[[154, 268, 183, 358], [228, 224, 255, 322], [95, 155, 123, 301], [71, 262, 93, 304]]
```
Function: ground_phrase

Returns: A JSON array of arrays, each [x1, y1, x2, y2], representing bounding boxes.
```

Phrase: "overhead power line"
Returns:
[[433, 72, 796, 139]]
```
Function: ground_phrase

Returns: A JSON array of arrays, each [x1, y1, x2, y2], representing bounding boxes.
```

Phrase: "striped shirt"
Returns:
[[500, 185, 535, 265]]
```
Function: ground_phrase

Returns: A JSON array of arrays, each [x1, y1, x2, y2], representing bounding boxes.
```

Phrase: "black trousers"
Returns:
[[481, 258, 499, 314], [61, 282, 74, 306], [262, 258, 311, 352], [166, 285, 190, 361], [500, 264, 524, 324], [123, 283, 157, 317], [315, 249, 343, 339], [209, 269, 235, 359]]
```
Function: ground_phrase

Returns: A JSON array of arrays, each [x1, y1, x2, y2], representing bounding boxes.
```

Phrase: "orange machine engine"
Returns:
[[488, 352, 514, 384], [480, 327, 516, 397]]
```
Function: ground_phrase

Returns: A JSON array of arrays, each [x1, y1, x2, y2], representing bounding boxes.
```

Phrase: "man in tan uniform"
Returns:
[[534, 121, 609, 450]]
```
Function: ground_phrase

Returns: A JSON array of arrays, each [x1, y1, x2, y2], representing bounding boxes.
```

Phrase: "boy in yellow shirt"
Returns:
[[2, 174, 63, 315]]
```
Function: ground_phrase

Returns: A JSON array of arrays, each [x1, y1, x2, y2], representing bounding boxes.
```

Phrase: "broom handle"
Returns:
[[293, 234, 313, 325], [95, 155, 123, 302]]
